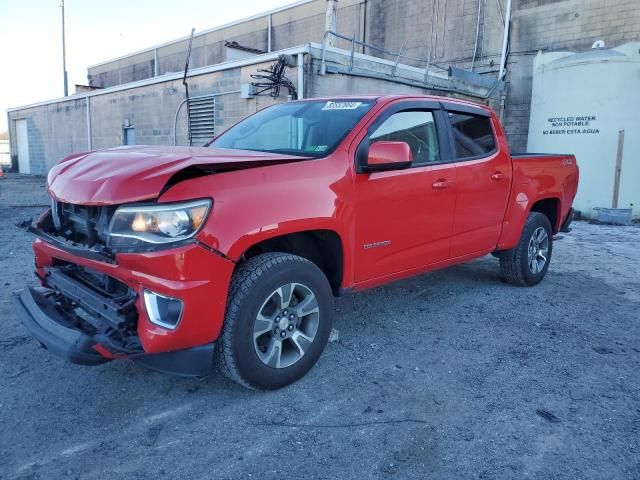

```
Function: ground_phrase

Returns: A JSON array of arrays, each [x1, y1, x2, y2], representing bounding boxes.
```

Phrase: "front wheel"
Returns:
[[499, 212, 553, 286], [216, 253, 333, 390]]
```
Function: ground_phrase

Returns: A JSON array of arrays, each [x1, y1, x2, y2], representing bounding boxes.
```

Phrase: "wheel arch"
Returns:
[[497, 193, 563, 251], [529, 197, 561, 233], [235, 229, 345, 296]]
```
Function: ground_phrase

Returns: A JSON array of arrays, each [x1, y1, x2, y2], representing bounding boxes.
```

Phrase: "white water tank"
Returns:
[[527, 42, 640, 219]]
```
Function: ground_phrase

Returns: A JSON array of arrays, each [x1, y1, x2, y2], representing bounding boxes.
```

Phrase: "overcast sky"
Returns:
[[0, 0, 296, 132]]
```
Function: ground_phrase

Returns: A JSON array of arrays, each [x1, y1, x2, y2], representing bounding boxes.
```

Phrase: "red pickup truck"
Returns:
[[13, 95, 578, 389]]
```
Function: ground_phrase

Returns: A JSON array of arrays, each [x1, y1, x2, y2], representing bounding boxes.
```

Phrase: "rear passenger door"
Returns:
[[443, 105, 512, 257]]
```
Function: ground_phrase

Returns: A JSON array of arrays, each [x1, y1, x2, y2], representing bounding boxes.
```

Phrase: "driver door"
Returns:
[[353, 102, 457, 283]]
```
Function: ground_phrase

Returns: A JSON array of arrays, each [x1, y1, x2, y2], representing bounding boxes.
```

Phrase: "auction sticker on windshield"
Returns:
[[322, 101, 363, 111]]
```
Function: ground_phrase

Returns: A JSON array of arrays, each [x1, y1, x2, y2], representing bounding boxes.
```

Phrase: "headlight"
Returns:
[[108, 199, 211, 249]]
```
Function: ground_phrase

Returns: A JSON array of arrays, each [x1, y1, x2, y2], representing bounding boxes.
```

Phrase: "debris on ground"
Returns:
[[328, 328, 339, 343], [536, 408, 561, 423]]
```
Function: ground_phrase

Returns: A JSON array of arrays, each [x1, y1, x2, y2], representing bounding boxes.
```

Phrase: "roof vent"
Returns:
[[592, 40, 606, 49]]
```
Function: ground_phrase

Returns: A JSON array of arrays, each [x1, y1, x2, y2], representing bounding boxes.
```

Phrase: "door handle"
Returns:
[[491, 172, 505, 181], [432, 179, 451, 190]]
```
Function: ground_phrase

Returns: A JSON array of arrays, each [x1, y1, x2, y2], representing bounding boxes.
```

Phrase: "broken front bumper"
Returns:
[[13, 212, 236, 376], [13, 287, 217, 376], [13, 287, 112, 366]]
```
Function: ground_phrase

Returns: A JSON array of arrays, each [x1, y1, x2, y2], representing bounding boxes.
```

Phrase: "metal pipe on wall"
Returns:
[[267, 14, 272, 52], [429, 0, 438, 61], [481, 0, 487, 62], [86, 97, 92, 150], [154, 48, 159, 76], [471, 0, 482, 71], [361, 0, 368, 53], [433, 0, 439, 60], [297, 53, 305, 100], [326, 0, 338, 46], [498, 0, 512, 79], [496, 0, 504, 26], [440, 0, 447, 59]]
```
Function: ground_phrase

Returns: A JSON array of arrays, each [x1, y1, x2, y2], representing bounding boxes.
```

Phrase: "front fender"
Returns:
[[158, 155, 354, 276]]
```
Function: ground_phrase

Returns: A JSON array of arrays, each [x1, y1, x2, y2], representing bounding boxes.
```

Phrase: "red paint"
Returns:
[[34, 95, 578, 360], [93, 344, 127, 359], [367, 141, 413, 167], [33, 238, 234, 353], [449, 115, 513, 257], [47, 146, 309, 205]]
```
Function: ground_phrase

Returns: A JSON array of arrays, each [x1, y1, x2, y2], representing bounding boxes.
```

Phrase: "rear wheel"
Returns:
[[499, 212, 553, 286], [216, 253, 333, 390]]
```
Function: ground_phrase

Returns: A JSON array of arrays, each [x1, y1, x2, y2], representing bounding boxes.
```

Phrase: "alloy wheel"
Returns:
[[527, 226, 549, 274], [253, 283, 320, 369]]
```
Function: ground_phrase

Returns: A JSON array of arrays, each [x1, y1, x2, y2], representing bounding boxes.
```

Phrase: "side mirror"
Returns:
[[362, 141, 413, 172]]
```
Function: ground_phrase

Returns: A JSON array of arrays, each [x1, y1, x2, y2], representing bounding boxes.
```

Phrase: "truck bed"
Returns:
[[509, 152, 579, 233]]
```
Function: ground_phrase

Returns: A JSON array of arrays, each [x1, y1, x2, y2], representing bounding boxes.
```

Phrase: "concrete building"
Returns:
[[6, 0, 640, 177]]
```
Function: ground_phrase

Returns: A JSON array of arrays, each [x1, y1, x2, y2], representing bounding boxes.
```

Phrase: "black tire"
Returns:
[[499, 212, 553, 287], [216, 252, 333, 390]]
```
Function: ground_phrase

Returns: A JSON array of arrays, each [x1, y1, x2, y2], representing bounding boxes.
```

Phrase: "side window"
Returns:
[[449, 112, 496, 159], [369, 110, 440, 165]]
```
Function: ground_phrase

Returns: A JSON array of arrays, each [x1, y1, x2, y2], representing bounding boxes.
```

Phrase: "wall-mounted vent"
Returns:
[[188, 95, 216, 146]]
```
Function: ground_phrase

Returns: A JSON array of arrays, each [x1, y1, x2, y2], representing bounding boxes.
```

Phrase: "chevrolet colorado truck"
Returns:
[[13, 95, 578, 389]]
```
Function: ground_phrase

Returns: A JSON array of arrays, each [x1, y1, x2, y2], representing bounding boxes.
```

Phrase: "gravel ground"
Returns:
[[0, 174, 639, 480]]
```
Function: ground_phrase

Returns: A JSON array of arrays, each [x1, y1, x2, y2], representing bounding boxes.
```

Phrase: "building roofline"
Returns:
[[87, 0, 314, 70], [8, 41, 494, 114], [8, 44, 310, 112]]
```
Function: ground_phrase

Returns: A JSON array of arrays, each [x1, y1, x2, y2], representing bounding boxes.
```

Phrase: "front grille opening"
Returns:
[[53, 259, 130, 299], [47, 260, 141, 353], [50, 201, 116, 247]]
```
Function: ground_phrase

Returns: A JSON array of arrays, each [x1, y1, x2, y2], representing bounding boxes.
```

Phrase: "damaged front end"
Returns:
[[13, 203, 225, 376], [13, 263, 142, 365], [12, 145, 295, 374], [28, 203, 116, 263], [14, 205, 142, 363]]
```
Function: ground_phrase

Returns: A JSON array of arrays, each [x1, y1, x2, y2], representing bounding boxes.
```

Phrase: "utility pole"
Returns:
[[61, 0, 68, 96]]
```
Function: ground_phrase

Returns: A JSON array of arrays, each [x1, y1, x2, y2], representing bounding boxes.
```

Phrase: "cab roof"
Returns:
[[295, 94, 492, 112]]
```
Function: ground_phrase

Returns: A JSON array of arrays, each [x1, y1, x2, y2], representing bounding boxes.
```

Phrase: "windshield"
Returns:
[[210, 99, 375, 157]]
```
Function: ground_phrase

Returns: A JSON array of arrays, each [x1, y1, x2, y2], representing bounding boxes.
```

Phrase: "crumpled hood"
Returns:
[[47, 145, 308, 205]]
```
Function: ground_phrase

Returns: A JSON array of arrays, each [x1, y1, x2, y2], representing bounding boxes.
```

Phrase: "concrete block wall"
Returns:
[[11, 0, 640, 171], [89, 50, 156, 89], [173, 62, 289, 145], [86, 0, 514, 143], [8, 58, 299, 172], [7, 99, 89, 175], [88, 0, 364, 89], [366, 0, 503, 71], [88, 82, 183, 149]]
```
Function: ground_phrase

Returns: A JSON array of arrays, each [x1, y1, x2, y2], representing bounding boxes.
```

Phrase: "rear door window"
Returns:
[[449, 112, 496, 159]]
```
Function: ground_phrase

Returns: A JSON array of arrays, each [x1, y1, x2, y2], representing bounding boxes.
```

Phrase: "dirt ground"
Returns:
[[1, 173, 638, 480]]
